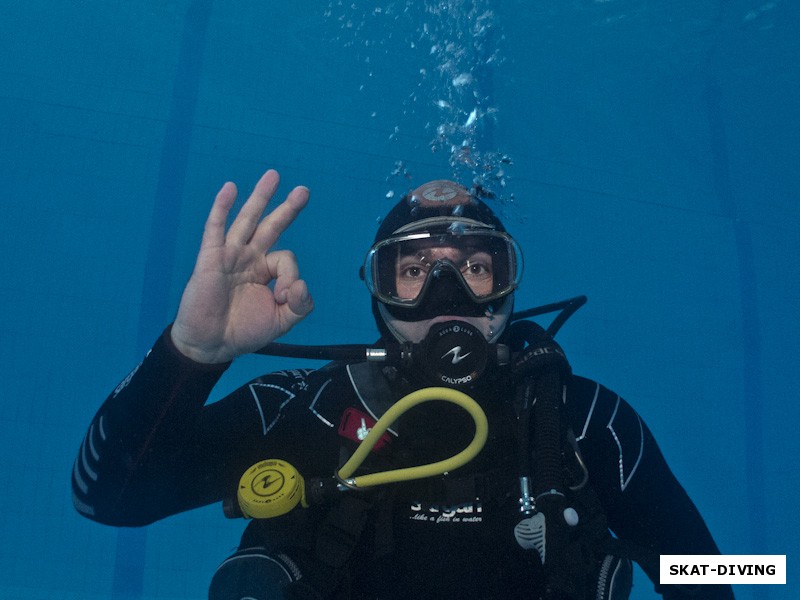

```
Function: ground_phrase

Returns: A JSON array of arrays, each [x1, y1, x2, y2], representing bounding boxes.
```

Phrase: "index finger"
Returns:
[[251, 184, 310, 252], [201, 181, 238, 249]]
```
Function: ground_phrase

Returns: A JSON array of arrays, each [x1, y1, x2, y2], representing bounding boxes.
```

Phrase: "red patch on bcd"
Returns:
[[338, 407, 391, 451]]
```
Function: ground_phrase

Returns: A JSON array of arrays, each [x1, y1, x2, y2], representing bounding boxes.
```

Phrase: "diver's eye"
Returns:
[[463, 262, 490, 277], [460, 252, 493, 281], [399, 264, 428, 279], [459, 252, 494, 297], [394, 259, 431, 300]]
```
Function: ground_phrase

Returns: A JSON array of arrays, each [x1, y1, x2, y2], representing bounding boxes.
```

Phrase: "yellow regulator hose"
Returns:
[[236, 387, 488, 519], [337, 386, 488, 487]]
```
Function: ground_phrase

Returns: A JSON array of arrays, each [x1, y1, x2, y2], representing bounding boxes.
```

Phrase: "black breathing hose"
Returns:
[[529, 371, 565, 496], [253, 296, 587, 361]]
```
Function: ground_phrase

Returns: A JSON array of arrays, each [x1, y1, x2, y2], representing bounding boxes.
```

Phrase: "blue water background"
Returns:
[[1, 1, 797, 598]]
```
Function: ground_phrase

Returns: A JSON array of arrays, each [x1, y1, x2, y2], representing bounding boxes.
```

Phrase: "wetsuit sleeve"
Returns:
[[71, 327, 305, 527], [567, 377, 735, 600]]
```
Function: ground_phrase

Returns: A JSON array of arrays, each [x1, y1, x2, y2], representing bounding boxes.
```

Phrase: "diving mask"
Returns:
[[362, 218, 523, 309]]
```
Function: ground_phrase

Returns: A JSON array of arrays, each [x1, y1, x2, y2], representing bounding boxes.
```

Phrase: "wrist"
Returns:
[[167, 324, 233, 366]]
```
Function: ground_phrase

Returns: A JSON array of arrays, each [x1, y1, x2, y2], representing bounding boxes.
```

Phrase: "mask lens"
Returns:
[[366, 230, 521, 307]]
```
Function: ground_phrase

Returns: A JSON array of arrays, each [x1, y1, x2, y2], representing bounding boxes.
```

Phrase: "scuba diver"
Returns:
[[72, 169, 735, 600]]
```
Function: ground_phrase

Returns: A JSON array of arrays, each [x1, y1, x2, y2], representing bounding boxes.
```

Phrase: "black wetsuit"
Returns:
[[73, 328, 734, 600]]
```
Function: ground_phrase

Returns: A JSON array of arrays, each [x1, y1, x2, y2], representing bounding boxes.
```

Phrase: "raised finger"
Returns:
[[251, 184, 310, 253], [226, 170, 280, 245], [201, 181, 238, 249]]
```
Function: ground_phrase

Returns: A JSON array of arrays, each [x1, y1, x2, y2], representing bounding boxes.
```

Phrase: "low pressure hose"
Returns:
[[337, 386, 488, 487], [230, 387, 488, 520]]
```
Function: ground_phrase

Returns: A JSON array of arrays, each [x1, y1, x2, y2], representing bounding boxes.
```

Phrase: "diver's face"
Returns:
[[380, 243, 508, 345], [375, 233, 515, 345], [394, 243, 495, 302]]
